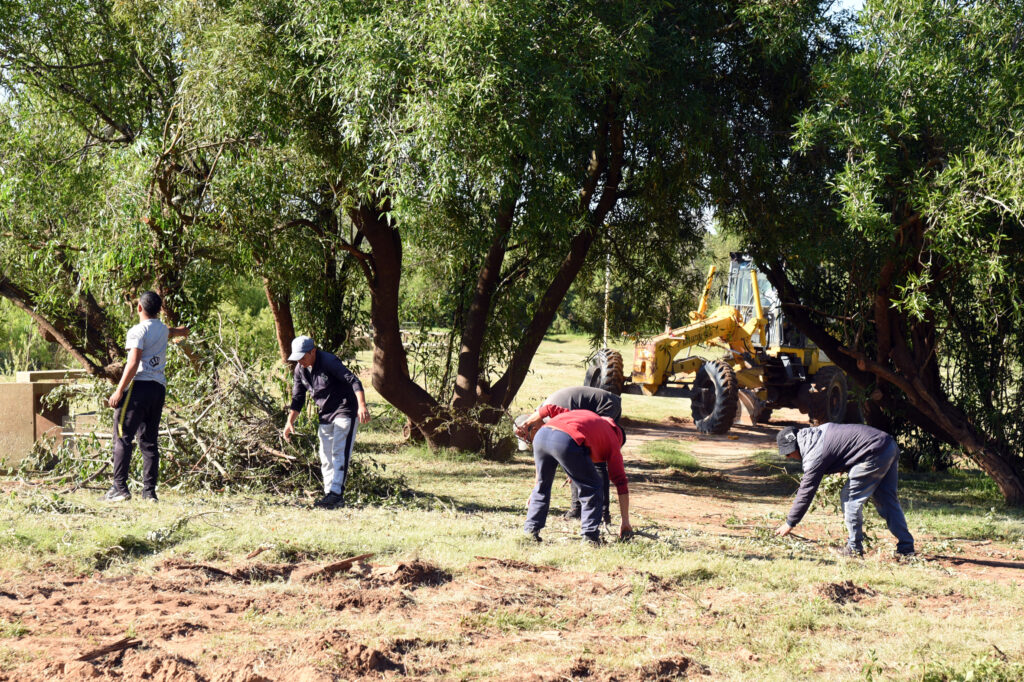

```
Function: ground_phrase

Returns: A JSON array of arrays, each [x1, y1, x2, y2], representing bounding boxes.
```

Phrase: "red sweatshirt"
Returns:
[[538, 404, 628, 494]]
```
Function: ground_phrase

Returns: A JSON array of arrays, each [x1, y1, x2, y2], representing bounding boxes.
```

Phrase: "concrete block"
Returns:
[[0, 380, 68, 467]]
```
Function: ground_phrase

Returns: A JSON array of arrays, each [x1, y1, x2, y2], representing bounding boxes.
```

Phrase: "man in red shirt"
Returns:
[[516, 405, 632, 543]]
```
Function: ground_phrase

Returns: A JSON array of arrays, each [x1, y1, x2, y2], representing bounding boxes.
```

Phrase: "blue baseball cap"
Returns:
[[777, 426, 800, 456], [288, 335, 315, 361]]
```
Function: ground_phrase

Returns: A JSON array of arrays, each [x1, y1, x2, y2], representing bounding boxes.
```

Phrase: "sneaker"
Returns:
[[313, 491, 344, 509], [835, 545, 863, 558], [141, 490, 158, 503], [583, 532, 603, 546], [895, 549, 917, 561], [103, 486, 131, 502], [562, 507, 581, 520]]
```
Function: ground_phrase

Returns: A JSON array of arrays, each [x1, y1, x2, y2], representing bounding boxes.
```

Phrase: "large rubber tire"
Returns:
[[691, 359, 739, 434], [809, 366, 848, 424], [584, 348, 625, 395]]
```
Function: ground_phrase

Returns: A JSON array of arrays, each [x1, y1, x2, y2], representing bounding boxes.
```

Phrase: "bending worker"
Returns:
[[516, 405, 632, 544], [283, 336, 371, 509], [518, 386, 622, 521], [774, 423, 915, 557]]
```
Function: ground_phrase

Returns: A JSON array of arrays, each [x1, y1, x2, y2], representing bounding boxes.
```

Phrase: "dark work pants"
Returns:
[[112, 380, 166, 493], [525, 427, 604, 537], [570, 463, 611, 523]]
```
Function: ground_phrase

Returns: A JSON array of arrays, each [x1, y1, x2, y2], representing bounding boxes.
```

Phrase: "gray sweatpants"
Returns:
[[318, 416, 358, 496]]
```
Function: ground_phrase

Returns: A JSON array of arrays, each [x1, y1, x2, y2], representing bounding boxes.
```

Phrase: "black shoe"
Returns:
[[563, 507, 581, 520], [103, 486, 131, 502], [583, 532, 603, 546], [523, 530, 542, 543], [314, 491, 344, 509], [895, 549, 917, 561], [141, 490, 158, 503], [835, 545, 863, 558]]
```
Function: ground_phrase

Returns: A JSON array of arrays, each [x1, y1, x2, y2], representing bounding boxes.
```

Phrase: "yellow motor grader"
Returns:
[[584, 254, 853, 434]]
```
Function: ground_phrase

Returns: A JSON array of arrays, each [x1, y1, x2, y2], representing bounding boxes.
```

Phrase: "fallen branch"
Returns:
[[246, 545, 273, 560], [60, 461, 109, 494], [75, 637, 141, 662], [258, 443, 296, 461], [290, 552, 375, 583]]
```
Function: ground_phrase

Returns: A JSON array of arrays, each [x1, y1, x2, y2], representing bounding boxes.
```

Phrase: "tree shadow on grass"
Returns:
[[931, 555, 1024, 571], [404, 487, 525, 515], [899, 470, 1024, 522], [627, 457, 797, 504]]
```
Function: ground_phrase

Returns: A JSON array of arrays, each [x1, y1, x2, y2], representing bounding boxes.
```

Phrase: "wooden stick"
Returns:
[[75, 637, 141, 661], [246, 546, 271, 560], [318, 552, 375, 576]]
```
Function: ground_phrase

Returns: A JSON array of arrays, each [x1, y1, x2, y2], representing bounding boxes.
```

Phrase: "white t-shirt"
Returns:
[[126, 318, 169, 385]]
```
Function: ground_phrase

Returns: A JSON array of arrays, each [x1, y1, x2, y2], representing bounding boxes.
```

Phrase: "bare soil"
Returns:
[[2, 413, 1022, 680]]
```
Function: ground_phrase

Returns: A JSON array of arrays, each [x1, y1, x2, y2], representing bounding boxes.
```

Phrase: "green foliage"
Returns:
[[0, 301, 68, 375], [782, 0, 1024, 486]]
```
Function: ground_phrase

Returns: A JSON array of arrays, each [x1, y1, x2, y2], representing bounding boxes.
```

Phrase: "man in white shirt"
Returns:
[[104, 291, 189, 502]]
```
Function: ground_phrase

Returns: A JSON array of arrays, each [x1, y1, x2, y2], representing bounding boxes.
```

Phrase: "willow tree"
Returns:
[[283, 0, 837, 450], [0, 0, 366, 373], [731, 0, 1024, 503], [0, 1, 247, 377]]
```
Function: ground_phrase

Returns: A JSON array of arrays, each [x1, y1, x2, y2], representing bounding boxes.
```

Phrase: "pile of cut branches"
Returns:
[[20, 343, 406, 503]]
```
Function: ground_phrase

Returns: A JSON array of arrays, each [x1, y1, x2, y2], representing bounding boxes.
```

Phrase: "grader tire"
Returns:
[[584, 349, 625, 395], [809, 366, 848, 424], [691, 359, 739, 434]]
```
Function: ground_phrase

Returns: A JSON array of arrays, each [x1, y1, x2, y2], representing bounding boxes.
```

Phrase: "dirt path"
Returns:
[[624, 408, 803, 534]]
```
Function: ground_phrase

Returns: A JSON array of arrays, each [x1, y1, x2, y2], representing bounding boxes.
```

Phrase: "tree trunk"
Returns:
[[764, 262, 1024, 505], [349, 199, 480, 449], [263, 280, 296, 364], [489, 93, 624, 409], [0, 275, 121, 381], [452, 190, 517, 410], [347, 94, 625, 452]]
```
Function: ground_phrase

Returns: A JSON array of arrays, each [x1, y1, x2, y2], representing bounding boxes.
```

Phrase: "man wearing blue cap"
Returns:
[[774, 423, 915, 558], [283, 336, 371, 508]]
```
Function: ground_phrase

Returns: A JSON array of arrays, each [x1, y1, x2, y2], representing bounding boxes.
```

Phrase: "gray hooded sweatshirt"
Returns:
[[786, 423, 895, 526]]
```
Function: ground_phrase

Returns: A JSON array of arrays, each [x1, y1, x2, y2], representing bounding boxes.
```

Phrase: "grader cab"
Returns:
[[584, 254, 853, 434]]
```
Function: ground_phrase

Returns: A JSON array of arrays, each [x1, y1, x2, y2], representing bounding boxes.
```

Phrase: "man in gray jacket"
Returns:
[[774, 423, 915, 557]]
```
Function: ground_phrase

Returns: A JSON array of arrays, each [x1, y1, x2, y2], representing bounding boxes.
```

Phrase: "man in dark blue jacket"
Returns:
[[283, 336, 371, 508], [774, 423, 915, 557]]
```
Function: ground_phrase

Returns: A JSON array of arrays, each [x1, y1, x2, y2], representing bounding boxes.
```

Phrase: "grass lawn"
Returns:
[[1, 334, 1024, 680]]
